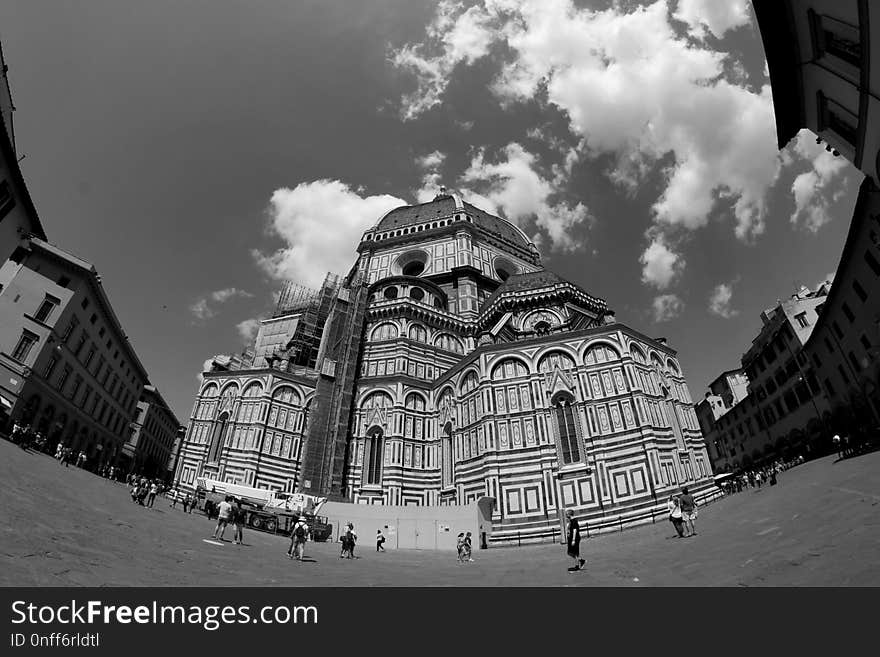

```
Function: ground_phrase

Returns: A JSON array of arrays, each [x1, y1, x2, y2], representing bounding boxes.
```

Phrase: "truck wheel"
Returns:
[[251, 516, 263, 530], [265, 518, 277, 532]]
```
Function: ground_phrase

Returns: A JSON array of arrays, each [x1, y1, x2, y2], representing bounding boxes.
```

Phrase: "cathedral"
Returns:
[[175, 190, 714, 544]]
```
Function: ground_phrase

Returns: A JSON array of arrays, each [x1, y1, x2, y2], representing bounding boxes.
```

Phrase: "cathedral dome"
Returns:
[[374, 192, 534, 250]]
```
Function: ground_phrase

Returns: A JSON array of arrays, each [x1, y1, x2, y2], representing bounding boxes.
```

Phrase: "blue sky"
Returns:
[[0, 0, 861, 422]]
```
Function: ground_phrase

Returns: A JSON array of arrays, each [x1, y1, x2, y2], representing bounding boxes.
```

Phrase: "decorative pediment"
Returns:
[[438, 394, 456, 427], [545, 365, 575, 398], [365, 406, 387, 432]]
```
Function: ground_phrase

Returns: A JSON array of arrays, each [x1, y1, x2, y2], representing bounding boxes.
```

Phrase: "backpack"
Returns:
[[294, 523, 306, 540]]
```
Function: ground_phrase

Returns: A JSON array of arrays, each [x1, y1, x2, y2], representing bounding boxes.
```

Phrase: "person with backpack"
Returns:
[[232, 500, 246, 545], [289, 517, 309, 560]]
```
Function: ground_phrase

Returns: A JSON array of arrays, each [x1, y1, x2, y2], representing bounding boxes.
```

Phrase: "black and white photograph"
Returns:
[[1, 0, 879, 621]]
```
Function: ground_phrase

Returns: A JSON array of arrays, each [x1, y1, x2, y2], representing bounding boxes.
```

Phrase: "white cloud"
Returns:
[[197, 357, 219, 383], [640, 237, 683, 289], [393, 0, 783, 243], [460, 142, 591, 250], [415, 150, 447, 203], [391, 0, 494, 120], [789, 129, 850, 232], [708, 282, 738, 318], [672, 0, 752, 40], [254, 179, 405, 288], [236, 318, 261, 344], [190, 288, 253, 321], [652, 294, 684, 322]]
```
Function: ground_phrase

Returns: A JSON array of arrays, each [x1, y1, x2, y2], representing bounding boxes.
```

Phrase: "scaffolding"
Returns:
[[276, 273, 341, 370]]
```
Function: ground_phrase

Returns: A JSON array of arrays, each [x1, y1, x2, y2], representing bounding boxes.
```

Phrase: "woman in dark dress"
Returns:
[[565, 510, 585, 572]]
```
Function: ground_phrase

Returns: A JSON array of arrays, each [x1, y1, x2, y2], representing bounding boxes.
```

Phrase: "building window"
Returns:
[[364, 430, 384, 486], [0, 179, 15, 220], [865, 250, 880, 276], [809, 11, 862, 68], [74, 334, 87, 357], [853, 279, 868, 302], [83, 346, 95, 368], [848, 351, 861, 371], [80, 298, 89, 310], [818, 92, 858, 147], [57, 275, 71, 288], [69, 375, 83, 401], [812, 353, 822, 368], [842, 302, 855, 323], [795, 312, 810, 329], [11, 330, 38, 363], [62, 316, 79, 342], [33, 295, 60, 323], [833, 321, 844, 339], [552, 393, 582, 465], [57, 365, 73, 393], [838, 364, 850, 386], [42, 356, 58, 380], [824, 378, 836, 397], [80, 386, 92, 410], [860, 334, 871, 352], [89, 313, 97, 324]]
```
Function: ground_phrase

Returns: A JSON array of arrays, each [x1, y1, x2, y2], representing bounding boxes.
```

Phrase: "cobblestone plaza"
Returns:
[[2, 439, 877, 587]]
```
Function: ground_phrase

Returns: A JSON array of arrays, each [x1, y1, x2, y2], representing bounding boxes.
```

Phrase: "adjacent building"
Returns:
[[121, 385, 183, 478], [755, 0, 880, 442], [755, 0, 880, 186], [700, 284, 833, 472], [0, 41, 47, 268], [0, 237, 149, 468], [176, 192, 715, 544]]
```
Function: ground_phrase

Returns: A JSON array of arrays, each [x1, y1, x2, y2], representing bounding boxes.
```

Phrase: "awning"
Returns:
[[713, 473, 734, 481], [0, 394, 13, 411]]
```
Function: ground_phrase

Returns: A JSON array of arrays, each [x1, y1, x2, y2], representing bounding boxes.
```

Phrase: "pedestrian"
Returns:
[[182, 494, 189, 514], [565, 510, 584, 572], [213, 496, 233, 541], [832, 434, 841, 459], [232, 500, 245, 545], [463, 532, 474, 561], [679, 487, 698, 537], [147, 481, 158, 508], [289, 517, 309, 560], [376, 529, 386, 552], [667, 495, 684, 538], [340, 522, 356, 559], [456, 532, 466, 563]]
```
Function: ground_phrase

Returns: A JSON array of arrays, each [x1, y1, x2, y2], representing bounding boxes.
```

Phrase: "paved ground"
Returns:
[[1, 439, 879, 586]]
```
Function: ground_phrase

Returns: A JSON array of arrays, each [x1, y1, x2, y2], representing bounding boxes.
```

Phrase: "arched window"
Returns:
[[538, 351, 575, 373], [362, 391, 393, 410], [383, 287, 398, 300], [433, 333, 464, 354], [370, 322, 399, 341], [491, 358, 529, 379], [242, 382, 263, 398], [666, 359, 681, 377], [409, 287, 425, 302], [552, 392, 581, 465], [208, 411, 230, 462], [202, 383, 219, 397], [441, 422, 453, 488], [584, 343, 621, 365], [272, 386, 301, 406], [629, 344, 647, 364], [363, 428, 384, 486], [408, 324, 427, 342], [459, 371, 479, 395], [405, 393, 426, 411]]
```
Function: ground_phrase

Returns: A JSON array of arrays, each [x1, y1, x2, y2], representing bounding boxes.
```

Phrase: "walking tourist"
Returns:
[[182, 494, 190, 513], [376, 529, 386, 552], [565, 510, 584, 572], [456, 532, 466, 562], [667, 495, 684, 538], [213, 496, 233, 541], [464, 532, 474, 561], [679, 487, 698, 537], [147, 481, 158, 508], [289, 517, 309, 560], [340, 522, 357, 559], [232, 500, 245, 545]]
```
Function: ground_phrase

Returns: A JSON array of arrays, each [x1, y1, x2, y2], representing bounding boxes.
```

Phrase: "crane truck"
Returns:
[[195, 477, 333, 541]]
